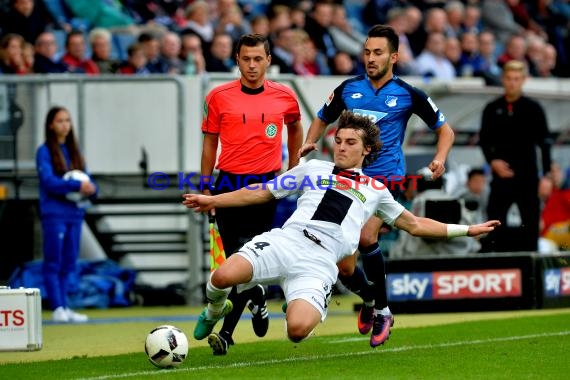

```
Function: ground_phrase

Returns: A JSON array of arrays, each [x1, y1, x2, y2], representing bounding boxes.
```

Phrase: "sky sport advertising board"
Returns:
[[387, 269, 522, 301]]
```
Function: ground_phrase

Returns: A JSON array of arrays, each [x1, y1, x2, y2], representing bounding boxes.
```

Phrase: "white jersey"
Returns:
[[267, 160, 405, 261]]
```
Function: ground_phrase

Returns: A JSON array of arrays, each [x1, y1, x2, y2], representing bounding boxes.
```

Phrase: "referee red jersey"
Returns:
[[202, 79, 301, 174]]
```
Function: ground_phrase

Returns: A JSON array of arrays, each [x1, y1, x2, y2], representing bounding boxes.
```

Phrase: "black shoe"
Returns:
[[247, 284, 269, 337], [208, 332, 229, 355]]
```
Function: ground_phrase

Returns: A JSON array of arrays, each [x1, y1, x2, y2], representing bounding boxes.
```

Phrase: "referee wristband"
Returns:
[[447, 224, 469, 238]]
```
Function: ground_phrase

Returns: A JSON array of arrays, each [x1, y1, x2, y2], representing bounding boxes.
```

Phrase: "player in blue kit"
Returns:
[[299, 25, 455, 347]]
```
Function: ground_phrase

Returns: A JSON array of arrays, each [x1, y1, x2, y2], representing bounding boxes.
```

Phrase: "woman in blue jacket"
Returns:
[[36, 106, 97, 323]]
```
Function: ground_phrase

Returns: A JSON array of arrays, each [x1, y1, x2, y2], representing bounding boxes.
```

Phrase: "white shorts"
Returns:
[[236, 227, 337, 321]]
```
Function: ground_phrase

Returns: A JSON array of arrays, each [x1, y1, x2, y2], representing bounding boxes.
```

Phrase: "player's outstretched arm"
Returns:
[[298, 118, 329, 158], [394, 209, 500, 239], [182, 186, 274, 212]]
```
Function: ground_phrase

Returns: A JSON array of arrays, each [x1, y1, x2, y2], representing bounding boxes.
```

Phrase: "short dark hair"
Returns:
[[367, 24, 399, 54], [336, 111, 382, 168], [467, 168, 485, 180], [236, 33, 270, 56]]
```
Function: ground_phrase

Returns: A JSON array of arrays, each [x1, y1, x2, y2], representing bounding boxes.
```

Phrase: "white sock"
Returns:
[[205, 277, 231, 319]]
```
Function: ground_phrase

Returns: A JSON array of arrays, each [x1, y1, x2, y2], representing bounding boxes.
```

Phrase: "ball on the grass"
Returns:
[[145, 325, 189, 368], [63, 170, 90, 202]]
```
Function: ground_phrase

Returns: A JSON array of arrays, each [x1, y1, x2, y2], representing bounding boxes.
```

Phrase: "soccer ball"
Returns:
[[63, 170, 90, 202], [145, 325, 189, 368]]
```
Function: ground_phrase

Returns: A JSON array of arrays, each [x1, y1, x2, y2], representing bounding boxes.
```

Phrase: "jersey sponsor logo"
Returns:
[[427, 97, 439, 112], [433, 269, 521, 299], [385, 96, 398, 107], [387, 273, 432, 301], [352, 108, 388, 123], [543, 268, 570, 297], [325, 92, 334, 106], [351, 93, 363, 99], [265, 123, 278, 138], [317, 179, 366, 203]]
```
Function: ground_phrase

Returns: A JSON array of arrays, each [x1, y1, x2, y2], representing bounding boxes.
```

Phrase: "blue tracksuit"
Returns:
[[317, 74, 447, 179], [36, 143, 96, 310]]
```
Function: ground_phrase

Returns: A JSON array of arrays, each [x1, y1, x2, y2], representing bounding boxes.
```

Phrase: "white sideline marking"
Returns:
[[76, 331, 570, 380]]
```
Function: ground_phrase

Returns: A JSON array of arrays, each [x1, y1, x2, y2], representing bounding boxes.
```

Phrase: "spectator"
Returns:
[[476, 30, 502, 85], [479, 60, 552, 252], [452, 167, 489, 224], [60, 30, 99, 74], [481, 0, 524, 45], [63, 0, 134, 31], [0, 0, 59, 43], [304, 0, 338, 60], [291, 30, 330, 76], [408, 7, 449, 57], [182, 0, 214, 49], [179, 31, 206, 75], [36, 106, 97, 323], [269, 27, 296, 74], [444, 0, 466, 38], [158, 31, 184, 74], [330, 51, 362, 75], [536, 43, 558, 78], [267, 5, 292, 35], [117, 43, 149, 75], [250, 14, 270, 37], [329, 4, 366, 58], [413, 32, 457, 81], [540, 163, 570, 250], [214, 2, 251, 44], [497, 34, 537, 75], [444, 36, 462, 76], [22, 40, 34, 73], [290, 4, 306, 29], [387, 7, 415, 75], [33, 31, 68, 73], [462, 4, 482, 35], [205, 32, 235, 72], [138, 32, 167, 73], [0, 33, 27, 74], [458, 31, 485, 77], [89, 28, 119, 74]]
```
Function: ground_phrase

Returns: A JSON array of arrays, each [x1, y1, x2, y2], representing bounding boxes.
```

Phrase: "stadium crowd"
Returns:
[[0, 0, 569, 79]]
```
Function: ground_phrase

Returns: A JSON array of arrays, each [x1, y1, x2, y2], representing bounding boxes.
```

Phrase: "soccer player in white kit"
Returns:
[[183, 111, 500, 345]]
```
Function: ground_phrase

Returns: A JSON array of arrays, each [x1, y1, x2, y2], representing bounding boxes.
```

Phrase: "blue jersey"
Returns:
[[317, 75, 446, 178]]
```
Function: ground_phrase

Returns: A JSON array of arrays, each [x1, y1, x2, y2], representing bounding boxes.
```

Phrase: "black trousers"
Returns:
[[213, 171, 277, 256], [485, 178, 539, 252]]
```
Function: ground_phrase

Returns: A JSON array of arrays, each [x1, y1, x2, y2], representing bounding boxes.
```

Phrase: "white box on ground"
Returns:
[[0, 287, 42, 351]]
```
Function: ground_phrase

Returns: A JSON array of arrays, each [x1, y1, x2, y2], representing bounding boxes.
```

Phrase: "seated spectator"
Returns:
[[391, 171, 482, 257], [269, 27, 296, 74], [413, 32, 457, 81], [408, 7, 450, 57], [497, 34, 537, 75], [444, 36, 462, 76], [117, 43, 149, 75], [387, 7, 416, 76], [0, 0, 60, 43], [157, 32, 184, 74], [205, 32, 235, 72], [461, 4, 482, 35], [250, 14, 270, 37], [214, 2, 251, 44], [540, 163, 570, 250], [0, 33, 27, 74], [457, 31, 485, 77], [444, 0, 465, 38], [329, 3, 366, 58], [138, 32, 167, 73], [536, 43, 558, 78], [60, 30, 99, 74], [304, 0, 338, 60], [291, 30, 330, 76], [330, 51, 363, 76], [89, 28, 119, 74], [481, 0, 525, 46], [476, 30, 502, 85], [22, 41, 34, 73], [179, 31, 206, 75], [452, 168, 489, 224], [182, 0, 214, 49], [33, 31, 68, 73]]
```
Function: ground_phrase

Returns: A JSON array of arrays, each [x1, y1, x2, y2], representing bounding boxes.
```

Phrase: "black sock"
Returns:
[[359, 242, 388, 309], [338, 266, 374, 303]]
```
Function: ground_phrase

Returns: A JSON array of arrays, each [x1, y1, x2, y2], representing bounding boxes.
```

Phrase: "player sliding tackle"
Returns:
[[183, 111, 500, 345]]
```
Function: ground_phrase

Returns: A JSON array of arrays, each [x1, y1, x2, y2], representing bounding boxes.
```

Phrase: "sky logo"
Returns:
[[387, 273, 432, 301], [544, 268, 570, 297]]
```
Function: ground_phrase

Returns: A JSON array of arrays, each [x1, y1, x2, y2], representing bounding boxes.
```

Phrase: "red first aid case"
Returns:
[[0, 286, 42, 351]]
